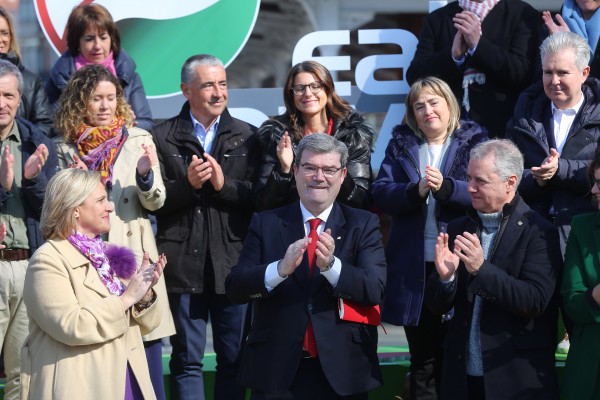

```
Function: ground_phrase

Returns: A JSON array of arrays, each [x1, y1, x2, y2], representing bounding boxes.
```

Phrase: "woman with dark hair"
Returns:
[[372, 76, 487, 400], [53, 64, 174, 400], [560, 145, 600, 399], [0, 6, 52, 135], [45, 3, 153, 130], [256, 60, 374, 210]]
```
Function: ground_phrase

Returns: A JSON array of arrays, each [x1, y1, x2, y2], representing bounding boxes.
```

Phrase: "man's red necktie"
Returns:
[[303, 218, 321, 357]]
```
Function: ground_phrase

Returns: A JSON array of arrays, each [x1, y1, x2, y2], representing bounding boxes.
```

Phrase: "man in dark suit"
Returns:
[[425, 139, 562, 400], [407, 0, 542, 138], [151, 54, 260, 400], [226, 133, 386, 399]]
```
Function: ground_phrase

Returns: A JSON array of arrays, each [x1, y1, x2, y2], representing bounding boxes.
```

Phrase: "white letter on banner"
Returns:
[[355, 29, 418, 95], [292, 30, 351, 96]]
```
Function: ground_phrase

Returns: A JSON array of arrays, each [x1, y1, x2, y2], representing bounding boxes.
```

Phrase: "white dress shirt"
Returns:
[[264, 202, 342, 291]]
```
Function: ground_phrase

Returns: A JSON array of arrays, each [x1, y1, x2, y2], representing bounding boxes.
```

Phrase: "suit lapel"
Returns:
[[325, 203, 346, 260], [490, 203, 528, 268]]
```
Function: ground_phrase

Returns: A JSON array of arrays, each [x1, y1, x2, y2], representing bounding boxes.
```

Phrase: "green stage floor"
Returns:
[[2, 347, 566, 399]]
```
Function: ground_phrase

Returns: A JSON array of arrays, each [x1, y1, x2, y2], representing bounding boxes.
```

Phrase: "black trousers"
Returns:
[[251, 357, 368, 400], [403, 262, 448, 400]]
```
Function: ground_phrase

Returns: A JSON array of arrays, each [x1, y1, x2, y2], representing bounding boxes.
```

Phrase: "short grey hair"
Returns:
[[0, 60, 23, 94], [296, 133, 348, 167], [181, 54, 224, 84], [540, 31, 591, 71], [470, 139, 524, 186]]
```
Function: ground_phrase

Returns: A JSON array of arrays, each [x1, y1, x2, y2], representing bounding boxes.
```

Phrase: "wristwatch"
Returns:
[[321, 256, 335, 273]]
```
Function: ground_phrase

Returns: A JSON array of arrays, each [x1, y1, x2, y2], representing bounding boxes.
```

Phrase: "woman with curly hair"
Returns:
[[256, 60, 375, 210], [46, 3, 153, 130], [54, 64, 175, 400]]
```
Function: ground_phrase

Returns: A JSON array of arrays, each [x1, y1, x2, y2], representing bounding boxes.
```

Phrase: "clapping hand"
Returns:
[[136, 144, 158, 177], [542, 11, 571, 34], [120, 252, 167, 309], [532, 148, 560, 186], [276, 131, 294, 174], [0, 146, 14, 191], [187, 155, 212, 189], [67, 154, 88, 170], [278, 237, 310, 277], [24, 144, 49, 180], [434, 232, 459, 280]]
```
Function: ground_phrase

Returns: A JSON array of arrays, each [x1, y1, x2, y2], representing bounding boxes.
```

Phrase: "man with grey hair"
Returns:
[[506, 31, 600, 253], [0, 59, 57, 400], [226, 133, 386, 399], [151, 54, 261, 400], [425, 139, 562, 400]]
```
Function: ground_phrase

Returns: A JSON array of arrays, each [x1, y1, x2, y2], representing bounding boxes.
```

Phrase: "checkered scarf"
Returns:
[[457, 0, 500, 112]]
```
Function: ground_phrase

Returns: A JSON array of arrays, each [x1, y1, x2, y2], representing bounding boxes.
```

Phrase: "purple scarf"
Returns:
[[67, 231, 136, 295]]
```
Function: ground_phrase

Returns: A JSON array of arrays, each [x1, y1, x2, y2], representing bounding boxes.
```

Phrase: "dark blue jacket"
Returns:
[[0, 118, 58, 253], [506, 78, 600, 233], [372, 121, 487, 326], [45, 50, 154, 131]]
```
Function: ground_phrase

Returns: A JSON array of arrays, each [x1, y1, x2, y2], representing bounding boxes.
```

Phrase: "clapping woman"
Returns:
[[372, 77, 487, 400], [22, 169, 166, 399], [53, 64, 175, 400], [560, 146, 600, 399], [256, 60, 374, 210]]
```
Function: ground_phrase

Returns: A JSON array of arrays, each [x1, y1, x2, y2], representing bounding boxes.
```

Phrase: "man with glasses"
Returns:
[[151, 54, 261, 400], [226, 133, 387, 399]]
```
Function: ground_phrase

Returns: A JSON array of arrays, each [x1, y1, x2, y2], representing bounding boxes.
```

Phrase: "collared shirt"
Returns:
[[264, 202, 342, 290], [190, 111, 220, 154], [0, 122, 29, 249], [452, 45, 478, 65], [551, 92, 584, 154]]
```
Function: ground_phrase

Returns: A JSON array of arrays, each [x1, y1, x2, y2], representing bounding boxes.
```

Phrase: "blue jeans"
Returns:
[[168, 290, 247, 400]]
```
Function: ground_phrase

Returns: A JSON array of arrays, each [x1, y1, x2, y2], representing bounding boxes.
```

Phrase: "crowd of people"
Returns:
[[0, 1, 598, 399]]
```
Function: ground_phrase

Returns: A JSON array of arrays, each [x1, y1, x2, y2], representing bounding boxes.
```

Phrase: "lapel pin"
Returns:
[[336, 236, 341, 240], [517, 221, 523, 226]]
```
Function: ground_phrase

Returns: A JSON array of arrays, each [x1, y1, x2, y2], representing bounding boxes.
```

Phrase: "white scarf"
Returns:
[[457, 0, 500, 112]]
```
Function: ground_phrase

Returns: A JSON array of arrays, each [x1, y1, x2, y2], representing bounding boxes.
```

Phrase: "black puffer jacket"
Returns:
[[256, 112, 374, 210], [0, 52, 52, 136]]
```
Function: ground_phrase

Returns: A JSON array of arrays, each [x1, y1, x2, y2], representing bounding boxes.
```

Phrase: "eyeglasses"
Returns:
[[291, 81, 323, 96], [299, 162, 342, 178], [0, 30, 10, 39]]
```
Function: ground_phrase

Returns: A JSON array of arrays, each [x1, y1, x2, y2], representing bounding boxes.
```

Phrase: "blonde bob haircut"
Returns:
[[41, 169, 102, 241], [404, 76, 461, 142]]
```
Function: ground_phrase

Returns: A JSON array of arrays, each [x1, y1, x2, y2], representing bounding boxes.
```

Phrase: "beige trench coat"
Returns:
[[21, 239, 160, 399], [54, 127, 175, 340]]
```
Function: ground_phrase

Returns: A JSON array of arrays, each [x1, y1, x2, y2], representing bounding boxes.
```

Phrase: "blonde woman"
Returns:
[[53, 64, 174, 399]]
